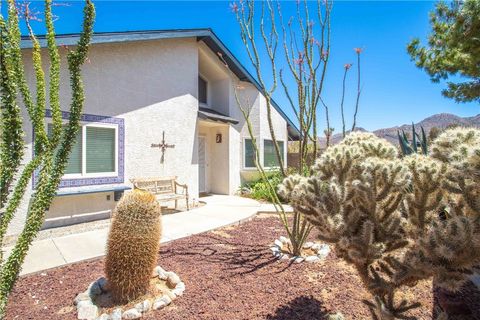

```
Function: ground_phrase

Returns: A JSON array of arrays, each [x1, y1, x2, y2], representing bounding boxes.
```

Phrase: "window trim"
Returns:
[[242, 137, 258, 170], [34, 110, 125, 189], [263, 139, 285, 169]]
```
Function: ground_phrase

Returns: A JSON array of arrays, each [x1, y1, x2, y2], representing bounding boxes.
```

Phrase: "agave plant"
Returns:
[[398, 123, 428, 156]]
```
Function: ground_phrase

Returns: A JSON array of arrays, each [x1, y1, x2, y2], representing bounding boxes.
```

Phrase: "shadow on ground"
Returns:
[[160, 233, 291, 276], [266, 295, 329, 320]]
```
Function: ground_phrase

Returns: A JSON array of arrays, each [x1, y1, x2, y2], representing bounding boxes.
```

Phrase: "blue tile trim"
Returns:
[[33, 110, 125, 189]]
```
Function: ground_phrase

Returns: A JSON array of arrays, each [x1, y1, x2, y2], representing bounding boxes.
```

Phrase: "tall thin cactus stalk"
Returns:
[[0, 1, 95, 316]]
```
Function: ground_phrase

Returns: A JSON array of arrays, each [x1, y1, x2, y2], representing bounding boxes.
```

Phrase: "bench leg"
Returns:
[[175, 200, 178, 210], [186, 196, 189, 211]]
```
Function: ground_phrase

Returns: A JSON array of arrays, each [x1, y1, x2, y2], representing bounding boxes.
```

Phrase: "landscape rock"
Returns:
[[159, 294, 172, 306], [122, 308, 142, 319], [270, 246, 280, 253], [317, 244, 331, 258], [77, 301, 98, 320], [311, 243, 322, 251], [327, 312, 345, 320], [110, 308, 122, 320], [96, 277, 108, 293], [305, 255, 320, 262], [303, 241, 314, 249], [152, 298, 167, 310], [96, 314, 109, 320], [74, 291, 91, 305], [172, 282, 185, 297], [279, 236, 289, 244], [166, 272, 181, 288], [87, 281, 102, 297], [153, 266, 167, 279], [274, 239, 283, 247], [135, 299, 151, 313], [294, 257, 304, 263]]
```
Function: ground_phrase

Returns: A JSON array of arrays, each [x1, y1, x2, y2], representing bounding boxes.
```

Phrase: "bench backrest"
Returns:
[[131, 176, 177, 195]]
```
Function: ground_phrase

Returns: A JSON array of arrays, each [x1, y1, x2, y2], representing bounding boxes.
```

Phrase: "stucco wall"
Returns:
[[8, 37, 199, 236], [7, 35, 291, 236]]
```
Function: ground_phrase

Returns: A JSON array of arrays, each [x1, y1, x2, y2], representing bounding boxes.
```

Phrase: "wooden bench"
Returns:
[[130, 176, 189, 210]]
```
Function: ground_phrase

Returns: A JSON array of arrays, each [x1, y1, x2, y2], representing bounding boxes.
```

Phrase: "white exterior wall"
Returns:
[[7, 36, 291, 236], [9, 38, 199, 236]]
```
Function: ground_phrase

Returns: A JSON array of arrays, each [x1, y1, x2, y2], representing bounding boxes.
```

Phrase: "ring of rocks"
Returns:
[[271, 236, 331, 263], [75, 266, 185, 320]]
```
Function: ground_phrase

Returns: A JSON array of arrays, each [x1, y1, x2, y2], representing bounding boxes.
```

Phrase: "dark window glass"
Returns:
[[198, 76, 207, 104], [244, 139, 256, 168], [264, 140, 284, 167]]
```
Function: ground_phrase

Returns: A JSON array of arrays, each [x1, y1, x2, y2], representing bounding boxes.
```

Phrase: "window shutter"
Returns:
[[47, 124, 82, 174], [263, 140, 284, 167], [86, 127, 115, 173], [244, 139, 256, 168]]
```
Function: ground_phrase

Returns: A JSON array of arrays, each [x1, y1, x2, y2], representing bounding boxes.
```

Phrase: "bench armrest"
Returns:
[[174, 181, 188, 194]]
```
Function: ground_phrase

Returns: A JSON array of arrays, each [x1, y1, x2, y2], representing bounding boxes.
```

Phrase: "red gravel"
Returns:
[[6, 214, 434, 319]]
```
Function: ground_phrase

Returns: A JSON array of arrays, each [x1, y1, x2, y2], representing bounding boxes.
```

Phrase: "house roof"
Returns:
[[198, 107, 239, 125], [20, 28, 300, 140]]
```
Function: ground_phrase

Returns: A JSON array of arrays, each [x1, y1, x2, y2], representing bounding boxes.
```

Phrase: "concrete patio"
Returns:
[[3, 195, 291, 276]]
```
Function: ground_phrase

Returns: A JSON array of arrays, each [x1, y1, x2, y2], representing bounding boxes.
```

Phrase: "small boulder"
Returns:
[[279, 236, 289, 244], [159, 294, 172, 306], [274, 239, 283, 247], [77, 301, 98, 320], [303, 242, 314, 249], [87, 281, 102, 297], [153, 266, 167, 279], [110, 308, 122, 320], [96, 314, 109, 320], [134, 299, 151, 313], [122, 308, 142, 319], [96, 277, 109, 293], [172, 282, 186, 297], [327, 313, 345, 320], [74, 291, 91, 305], [166, 272, 181, 288], [305, 256, 320, 263], [294, 257, 304, 263], [152, 298, 167, 310]]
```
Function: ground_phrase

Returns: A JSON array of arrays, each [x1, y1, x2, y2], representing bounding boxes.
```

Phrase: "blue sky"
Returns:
[[8, 0, 480, 132]]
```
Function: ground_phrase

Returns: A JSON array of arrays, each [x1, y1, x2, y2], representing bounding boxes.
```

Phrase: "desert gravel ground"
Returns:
[[6, 213, 434, 320]]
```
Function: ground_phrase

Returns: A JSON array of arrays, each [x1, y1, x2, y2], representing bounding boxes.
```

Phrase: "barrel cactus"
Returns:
[[105, 190, 162, 303], [279, 129, 480, 319]]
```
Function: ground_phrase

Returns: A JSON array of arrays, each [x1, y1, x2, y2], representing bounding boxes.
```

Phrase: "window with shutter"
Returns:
[[86, 126, 115, 174], [47, 124, 82, 174]]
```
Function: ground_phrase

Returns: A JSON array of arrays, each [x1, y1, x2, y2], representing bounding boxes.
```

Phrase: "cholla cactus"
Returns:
[[280, 129, 480, 319], [105, 190, 162, 303]]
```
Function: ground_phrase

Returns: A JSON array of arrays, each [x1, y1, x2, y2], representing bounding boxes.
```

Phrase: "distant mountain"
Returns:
[[318, 113, 480, 147]]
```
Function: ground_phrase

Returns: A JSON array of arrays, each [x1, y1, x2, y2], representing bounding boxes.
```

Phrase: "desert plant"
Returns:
[[279, 129, 480, 319], [0, 1, 94, 316], [105, 190, 162, 303], [397, 123, 428, 156]]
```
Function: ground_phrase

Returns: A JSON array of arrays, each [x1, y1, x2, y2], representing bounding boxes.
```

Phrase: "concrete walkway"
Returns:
[[4, 195, 286, 276]]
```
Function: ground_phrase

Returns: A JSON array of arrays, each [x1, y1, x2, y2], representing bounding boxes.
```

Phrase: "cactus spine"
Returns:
[[105, 190, 162, 303], [279, 129, 480, 319]]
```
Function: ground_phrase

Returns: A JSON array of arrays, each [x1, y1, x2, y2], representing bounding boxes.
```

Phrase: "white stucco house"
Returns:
[[8, 29, 300, 236]]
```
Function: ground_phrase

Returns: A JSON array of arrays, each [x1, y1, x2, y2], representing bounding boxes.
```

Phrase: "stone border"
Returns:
[[270, 236, 331, 263], [75, 266, 184, 320]]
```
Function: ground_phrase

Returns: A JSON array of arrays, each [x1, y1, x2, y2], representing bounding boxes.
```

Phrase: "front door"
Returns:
[[198, 136, 206, 193]]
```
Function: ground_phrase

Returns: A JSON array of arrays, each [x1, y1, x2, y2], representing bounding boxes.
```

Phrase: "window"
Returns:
[[48, 123, 117, 177], [198, 76, 207, 104], [264, 139, 284, 167], [244, 139, 256, 168]]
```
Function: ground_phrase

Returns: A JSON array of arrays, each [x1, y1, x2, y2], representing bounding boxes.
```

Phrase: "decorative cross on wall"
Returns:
[[151, 131, 175, 164]]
